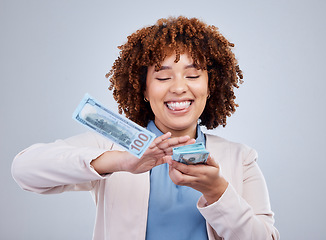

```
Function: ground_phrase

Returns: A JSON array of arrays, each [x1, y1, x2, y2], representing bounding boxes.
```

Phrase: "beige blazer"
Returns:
[[12, 132, 280, 240]]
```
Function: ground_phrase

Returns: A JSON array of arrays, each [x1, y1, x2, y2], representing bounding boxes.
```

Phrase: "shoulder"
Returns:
[[205, 133, 250, 150], [205, 133, 258, 165]]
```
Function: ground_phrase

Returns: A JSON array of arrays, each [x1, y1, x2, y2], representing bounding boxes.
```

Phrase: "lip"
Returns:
[[165, 100, 193, 111]]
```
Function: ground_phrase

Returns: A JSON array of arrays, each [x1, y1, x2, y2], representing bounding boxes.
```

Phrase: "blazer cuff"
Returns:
[[83, 148, 112, 179]]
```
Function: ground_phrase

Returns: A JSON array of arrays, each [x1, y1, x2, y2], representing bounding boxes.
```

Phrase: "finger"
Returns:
[[159, 136, 196, 150], [156, 135, 192, 150], [159, 139, 196, 156], [164, 156, 173, 165], [168, 164, 197, 186], [171, 138, 196, 149], [163, 138, 196, 156], [149, 132, 172, 149], [168, 159, 195, 176]]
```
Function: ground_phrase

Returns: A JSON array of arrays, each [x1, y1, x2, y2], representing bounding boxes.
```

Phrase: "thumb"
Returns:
[[205, 155, 219, 167]]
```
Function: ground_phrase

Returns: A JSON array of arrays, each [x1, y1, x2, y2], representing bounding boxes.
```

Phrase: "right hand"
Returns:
[[91, 132, 196, 175]]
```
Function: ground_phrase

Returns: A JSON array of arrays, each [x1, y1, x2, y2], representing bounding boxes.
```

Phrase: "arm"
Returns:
[[11, 132, 110, 194], [167, 147, 279, 240], [12, 131, 195, 194], [198, 151, 280, 240], [91, 132, 195, 175]]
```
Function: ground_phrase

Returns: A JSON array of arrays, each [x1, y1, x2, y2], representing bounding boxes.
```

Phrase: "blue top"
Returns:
[[145, 121, 208, 240]]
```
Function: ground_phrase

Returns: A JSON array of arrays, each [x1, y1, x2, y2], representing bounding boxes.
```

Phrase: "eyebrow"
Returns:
[[158, 64, 197, 71]]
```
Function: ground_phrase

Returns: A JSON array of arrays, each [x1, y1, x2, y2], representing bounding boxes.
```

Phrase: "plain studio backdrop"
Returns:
[[1, 0, 325, 239]]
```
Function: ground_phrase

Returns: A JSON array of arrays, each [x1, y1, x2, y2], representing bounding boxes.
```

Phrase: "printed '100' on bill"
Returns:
[[73, 93, 156, 158]]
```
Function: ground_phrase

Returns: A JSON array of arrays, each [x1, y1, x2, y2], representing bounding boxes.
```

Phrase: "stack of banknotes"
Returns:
[[73, 93, 156, 158], [173, 143, 209, 164]]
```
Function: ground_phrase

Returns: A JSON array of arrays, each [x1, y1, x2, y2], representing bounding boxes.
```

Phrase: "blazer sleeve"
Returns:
[[11, 132, 113, 194], [198, 138, 280, 240]]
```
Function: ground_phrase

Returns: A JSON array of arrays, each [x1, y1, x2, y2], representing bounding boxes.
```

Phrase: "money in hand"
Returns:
[[172, 143, 209, 164], [73, 93, 156, 158]]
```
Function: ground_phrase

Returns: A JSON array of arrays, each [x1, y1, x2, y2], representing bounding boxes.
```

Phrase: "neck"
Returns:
[[154, 121, 197, 139]]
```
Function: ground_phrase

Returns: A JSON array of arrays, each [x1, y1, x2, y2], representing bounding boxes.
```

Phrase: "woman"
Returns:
[[12, 16, 280, 239]]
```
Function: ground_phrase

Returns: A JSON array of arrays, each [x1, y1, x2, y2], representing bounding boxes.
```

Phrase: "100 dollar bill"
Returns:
[[73, 93, 156, 158]]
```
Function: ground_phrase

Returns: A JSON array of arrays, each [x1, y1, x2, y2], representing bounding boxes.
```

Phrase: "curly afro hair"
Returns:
[[106, 16, 243, 129]]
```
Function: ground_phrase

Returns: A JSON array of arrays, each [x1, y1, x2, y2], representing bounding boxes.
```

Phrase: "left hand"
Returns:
[[166, 155, 229, 205]]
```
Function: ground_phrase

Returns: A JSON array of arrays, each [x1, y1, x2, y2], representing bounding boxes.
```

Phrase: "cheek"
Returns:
[[146, 85, 158, 99], [144, 81, 155, 99], [147, 81, 169, 98], [145, 85, 165, 105], [193, 82, 209, 97]]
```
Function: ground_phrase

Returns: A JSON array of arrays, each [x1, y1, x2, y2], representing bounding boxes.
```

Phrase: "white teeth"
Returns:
[[166, 101, 191, 110]]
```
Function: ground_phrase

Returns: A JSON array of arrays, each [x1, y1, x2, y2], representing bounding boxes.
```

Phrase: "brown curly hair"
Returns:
[[106, 16, 243, 129]]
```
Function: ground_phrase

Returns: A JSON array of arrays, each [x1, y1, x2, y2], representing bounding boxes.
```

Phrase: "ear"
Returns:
[[143, 68, 150, 101], [206, 76, 210, 98], [143, 90, 148, 101]]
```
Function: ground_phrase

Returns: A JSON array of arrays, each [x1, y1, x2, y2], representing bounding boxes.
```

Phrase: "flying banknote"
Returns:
[[73, 93, 156, 158]]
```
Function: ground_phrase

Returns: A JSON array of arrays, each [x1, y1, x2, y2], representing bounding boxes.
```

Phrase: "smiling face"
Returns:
[[144, 53, 209, 138]]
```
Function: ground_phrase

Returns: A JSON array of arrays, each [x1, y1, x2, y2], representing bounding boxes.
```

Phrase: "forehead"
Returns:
[[150, 51, 205, 72], [160, 53, 194, 66], [148, 54, 201, 74]]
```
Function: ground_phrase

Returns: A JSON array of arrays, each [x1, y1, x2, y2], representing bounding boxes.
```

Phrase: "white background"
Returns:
[[1, 0, 325, 239]]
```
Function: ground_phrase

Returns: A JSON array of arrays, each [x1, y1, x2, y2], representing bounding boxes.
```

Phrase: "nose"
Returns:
[[170, 77, 188, 94]]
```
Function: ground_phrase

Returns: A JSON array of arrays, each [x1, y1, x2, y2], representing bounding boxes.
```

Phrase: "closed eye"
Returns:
[[156, 77, 171, 81], [187, 76, 200, 79]]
